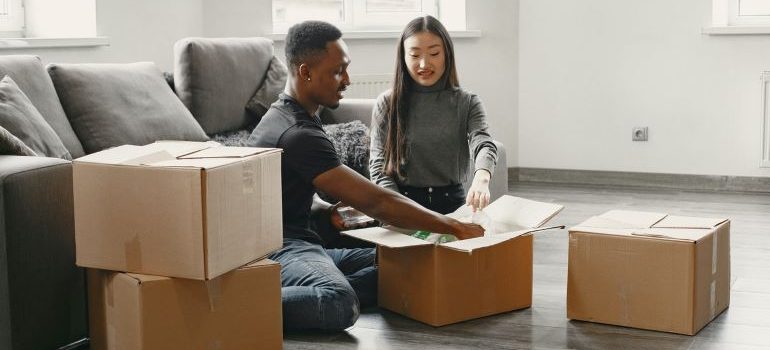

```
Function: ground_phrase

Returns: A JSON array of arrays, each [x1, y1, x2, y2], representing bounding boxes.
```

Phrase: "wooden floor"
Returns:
[[284, 181, 770, 350]]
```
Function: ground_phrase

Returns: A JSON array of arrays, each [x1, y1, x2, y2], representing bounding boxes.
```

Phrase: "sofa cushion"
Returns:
[[0, 76, 72, 159], [174, 37, 274, 134], [316, 120, 370, 203], [245, 56, 288, 120], [0, 55, 86, 158], [47, 62, 209, 154], [0, 125, 38, 156]]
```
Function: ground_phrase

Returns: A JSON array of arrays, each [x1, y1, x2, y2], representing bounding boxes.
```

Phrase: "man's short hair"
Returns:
[[285, 21, 342, 72]]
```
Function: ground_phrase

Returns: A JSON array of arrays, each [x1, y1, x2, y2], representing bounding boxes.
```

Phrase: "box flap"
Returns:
[[146, 140, 221, 158], [179, 146, 279, 159], [447, 195, 564, 232], [439, 225, 564, 253], [571, 210, 724, 242], [341, 226, 432, 248], [596, 210, 668, 228], [630, 228, 715, 242], [145, 157, 244, 169], [124, 273, 169, 284], [74, 145, 176, 166], [481, 195, 564, 229], [653, 215, 728, 229]]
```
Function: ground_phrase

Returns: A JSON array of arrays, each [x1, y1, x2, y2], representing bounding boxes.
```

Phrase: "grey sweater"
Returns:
[[369, 81, 498, 192]]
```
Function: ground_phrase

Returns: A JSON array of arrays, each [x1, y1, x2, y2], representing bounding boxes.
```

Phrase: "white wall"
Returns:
[[0, 0, 203, 71], [201, 0, 520, 165], [519, 0, 770, 177]]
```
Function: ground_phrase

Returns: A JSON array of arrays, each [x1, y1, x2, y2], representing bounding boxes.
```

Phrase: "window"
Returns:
[[711, 0, 770, 27], [728, 0, 770, 25], [0, 0, 24, 38], [272, 0, 465, 33]]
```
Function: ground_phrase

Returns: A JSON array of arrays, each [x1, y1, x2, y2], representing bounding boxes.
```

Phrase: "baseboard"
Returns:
[[508, 167, 770, 193]]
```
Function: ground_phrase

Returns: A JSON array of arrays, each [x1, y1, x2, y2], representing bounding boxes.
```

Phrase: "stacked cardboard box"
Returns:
[[567, 210, 730, 335], [344, 195, 564, 326], [74, 141, 284, 349]]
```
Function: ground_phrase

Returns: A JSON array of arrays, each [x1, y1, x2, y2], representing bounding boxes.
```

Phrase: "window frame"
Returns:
[[728, 0, 770, 26], [272, 0, 462, 34], [0, 0, 25, 38]]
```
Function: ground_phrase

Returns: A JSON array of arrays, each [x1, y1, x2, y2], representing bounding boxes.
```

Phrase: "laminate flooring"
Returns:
[[284, 181, 770, 350]]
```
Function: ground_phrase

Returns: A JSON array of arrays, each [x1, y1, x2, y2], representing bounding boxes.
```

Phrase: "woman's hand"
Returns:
[[466, 169, 491, 212]]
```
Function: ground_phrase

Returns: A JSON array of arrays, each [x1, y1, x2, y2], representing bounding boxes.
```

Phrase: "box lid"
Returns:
[[570, 210, 728, 242], [343, 195, 564, 253], [74, 141, 280, 170]]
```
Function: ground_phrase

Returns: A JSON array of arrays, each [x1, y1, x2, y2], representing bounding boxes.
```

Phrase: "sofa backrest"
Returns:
[[174, 37, 274, 135], [319, 98, 376, 126], [0, 55, 86, 158]]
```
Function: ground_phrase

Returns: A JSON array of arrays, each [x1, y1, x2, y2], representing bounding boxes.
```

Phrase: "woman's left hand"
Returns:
[[466, 169, 491, 212]]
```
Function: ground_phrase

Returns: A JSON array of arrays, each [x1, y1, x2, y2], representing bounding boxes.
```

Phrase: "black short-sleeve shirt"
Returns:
[[248, 93, 341, 243]]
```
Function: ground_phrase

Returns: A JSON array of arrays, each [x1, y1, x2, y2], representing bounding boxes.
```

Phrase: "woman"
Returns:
[[369, 15, 498, 215]]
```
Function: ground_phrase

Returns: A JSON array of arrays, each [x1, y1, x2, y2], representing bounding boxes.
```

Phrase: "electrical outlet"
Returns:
[[632, 127, 648, 141]]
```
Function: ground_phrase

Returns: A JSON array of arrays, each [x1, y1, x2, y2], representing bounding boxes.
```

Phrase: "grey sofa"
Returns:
[[0, 37, 507, 350]]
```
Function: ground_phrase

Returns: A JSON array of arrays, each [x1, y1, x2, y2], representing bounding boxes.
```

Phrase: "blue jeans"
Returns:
[[269, 238, 377, 331]]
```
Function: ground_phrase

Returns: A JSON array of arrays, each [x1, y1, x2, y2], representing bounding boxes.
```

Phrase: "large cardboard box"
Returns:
[[87, 259, 282, 350], [344, 195, 564, 326], [567, 210, 730, 335], [74, 141, 283, 280]]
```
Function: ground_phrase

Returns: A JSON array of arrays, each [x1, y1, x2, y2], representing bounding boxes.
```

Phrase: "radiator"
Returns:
[[346, 74, 392, 99]]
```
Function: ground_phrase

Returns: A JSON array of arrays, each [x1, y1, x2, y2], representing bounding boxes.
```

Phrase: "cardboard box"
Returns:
[[344, 195, 564, 326], [567, 210, 730, 335], [74, 141, 283, 280], [87, 259, 282, 350]]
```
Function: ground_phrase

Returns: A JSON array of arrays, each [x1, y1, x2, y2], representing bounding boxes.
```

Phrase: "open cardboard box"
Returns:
[[567, 210, 730, 335], [344, 195, 564, 326], [74, 141, 283, 280]]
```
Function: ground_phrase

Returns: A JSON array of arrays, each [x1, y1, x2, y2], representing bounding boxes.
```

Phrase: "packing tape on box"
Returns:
[[710, 231, 719, 318], [105, 271, 115, 307], [206, 278, 223, 312], [712, 231, 718, 275], [710, 280, 716, 318], [124, 234, 143, 271], [242, 161, 256, 194], [208, 339, 222, 350], [108, 324, 117, 348]]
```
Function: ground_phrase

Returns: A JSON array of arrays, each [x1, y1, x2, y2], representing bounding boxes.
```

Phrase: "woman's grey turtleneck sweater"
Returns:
[[369, 77, 498, 192]]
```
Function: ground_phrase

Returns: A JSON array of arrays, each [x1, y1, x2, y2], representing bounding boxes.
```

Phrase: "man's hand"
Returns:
[[330, 203, 376, 231], [466, 169, 491, 212], [450, 221, 485, 240]]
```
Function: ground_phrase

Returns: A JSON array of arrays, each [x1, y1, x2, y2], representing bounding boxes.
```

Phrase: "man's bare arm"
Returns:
[[312, 165, 483, 239]]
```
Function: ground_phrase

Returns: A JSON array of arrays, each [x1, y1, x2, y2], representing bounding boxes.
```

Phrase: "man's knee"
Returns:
[[319, 288, 360, 330]]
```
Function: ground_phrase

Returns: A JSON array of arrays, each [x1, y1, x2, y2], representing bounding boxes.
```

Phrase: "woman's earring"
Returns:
[[306, 77, 311, 82]]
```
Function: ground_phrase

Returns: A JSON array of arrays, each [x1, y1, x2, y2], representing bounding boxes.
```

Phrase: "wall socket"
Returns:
[[632, 127, 649, 141]]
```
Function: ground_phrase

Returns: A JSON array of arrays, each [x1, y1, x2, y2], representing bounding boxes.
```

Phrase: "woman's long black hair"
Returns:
[[382, 15, 459, 179]]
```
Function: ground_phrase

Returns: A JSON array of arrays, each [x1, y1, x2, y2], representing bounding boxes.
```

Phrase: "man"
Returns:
[[249, 20, 484, 331]]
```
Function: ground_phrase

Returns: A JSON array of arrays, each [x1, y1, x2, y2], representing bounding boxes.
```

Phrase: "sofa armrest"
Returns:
[[0, 156, 87, 350]]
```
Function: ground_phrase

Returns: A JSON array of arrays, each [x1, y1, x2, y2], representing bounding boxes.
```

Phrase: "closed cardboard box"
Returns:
[[567, 210, 730, 335], [74, 141, 282, 280], [87, 259, 282, 350], [344, 195, 564, 326]]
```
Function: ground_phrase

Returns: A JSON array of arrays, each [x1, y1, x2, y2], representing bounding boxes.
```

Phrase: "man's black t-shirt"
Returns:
[[248, 93, 341, 244]]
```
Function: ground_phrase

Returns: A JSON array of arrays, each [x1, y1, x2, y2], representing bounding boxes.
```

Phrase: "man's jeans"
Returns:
[[269, 238, 377, 331]]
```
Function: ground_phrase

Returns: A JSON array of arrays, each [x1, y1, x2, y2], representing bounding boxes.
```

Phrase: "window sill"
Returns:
[[269, 30, 481, 41], [0, 36, 109, 49], [702, 26, 770, 35]]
